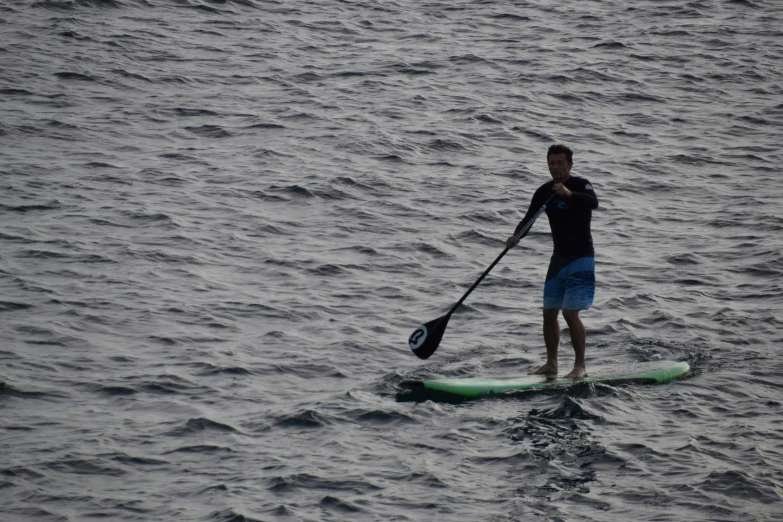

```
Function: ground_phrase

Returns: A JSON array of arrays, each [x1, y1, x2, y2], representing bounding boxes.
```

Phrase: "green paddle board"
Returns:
[[399, 361, 691, 399]]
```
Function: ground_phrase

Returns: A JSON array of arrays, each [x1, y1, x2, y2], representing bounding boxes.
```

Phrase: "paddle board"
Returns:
[[399, 361, 690, 399]]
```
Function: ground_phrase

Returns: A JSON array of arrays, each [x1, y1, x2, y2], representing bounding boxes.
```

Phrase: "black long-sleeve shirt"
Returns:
[[514, 176, 598, 258]]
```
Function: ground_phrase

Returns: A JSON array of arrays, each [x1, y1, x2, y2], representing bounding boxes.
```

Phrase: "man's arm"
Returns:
[[563, 179, 598, 209], [507, 186, 549, 247]]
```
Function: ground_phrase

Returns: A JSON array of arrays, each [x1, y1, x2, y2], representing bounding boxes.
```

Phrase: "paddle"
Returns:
[[408, 195, 554, 359]]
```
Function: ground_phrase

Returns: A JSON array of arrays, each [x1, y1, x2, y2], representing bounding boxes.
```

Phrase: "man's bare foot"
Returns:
[[530, 363, 558, 375], [565, 365, 587, 379]]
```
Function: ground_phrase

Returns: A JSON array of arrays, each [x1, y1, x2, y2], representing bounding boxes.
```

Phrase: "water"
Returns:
[[2, 0, 783, 520]]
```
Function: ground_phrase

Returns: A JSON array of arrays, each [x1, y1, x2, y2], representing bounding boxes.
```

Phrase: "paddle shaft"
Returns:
[[444, 194, 554, 318], [409, 194, 554, 359]]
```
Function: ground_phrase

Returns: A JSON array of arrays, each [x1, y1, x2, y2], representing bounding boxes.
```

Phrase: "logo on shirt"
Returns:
[[556, 200, 568, 210]]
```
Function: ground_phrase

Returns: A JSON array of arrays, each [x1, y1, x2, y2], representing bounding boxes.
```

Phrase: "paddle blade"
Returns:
[[408, 315, 450, 360]]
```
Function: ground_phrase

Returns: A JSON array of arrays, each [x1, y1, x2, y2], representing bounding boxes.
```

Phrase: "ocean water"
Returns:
[[2, 0, 783, 520]]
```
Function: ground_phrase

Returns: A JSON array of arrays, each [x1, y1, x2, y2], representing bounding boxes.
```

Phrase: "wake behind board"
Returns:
[[399, 361, 690, 399]]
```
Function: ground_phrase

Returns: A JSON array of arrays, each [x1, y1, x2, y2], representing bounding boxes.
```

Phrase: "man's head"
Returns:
[[547, 144, 573, 184]]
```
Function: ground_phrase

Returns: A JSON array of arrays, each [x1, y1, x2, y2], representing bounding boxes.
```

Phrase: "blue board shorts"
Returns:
[[543, 255, 595, 311]]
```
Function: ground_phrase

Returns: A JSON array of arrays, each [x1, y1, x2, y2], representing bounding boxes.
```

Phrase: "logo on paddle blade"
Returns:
[[408, 325, 428, 352]]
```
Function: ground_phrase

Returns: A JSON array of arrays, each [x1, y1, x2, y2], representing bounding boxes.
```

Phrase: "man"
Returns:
[[506, 144, 598, 379]]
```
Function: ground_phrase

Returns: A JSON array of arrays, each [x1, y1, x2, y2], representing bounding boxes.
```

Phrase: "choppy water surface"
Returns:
[[2, 0, 783, 520]]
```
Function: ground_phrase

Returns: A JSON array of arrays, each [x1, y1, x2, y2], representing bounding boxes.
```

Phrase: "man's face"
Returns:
[[548, 153, 572, 184]]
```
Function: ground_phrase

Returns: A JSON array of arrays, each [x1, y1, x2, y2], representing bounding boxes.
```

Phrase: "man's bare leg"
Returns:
[[531, 308, 560, 374], [562, 309, 587, 379]]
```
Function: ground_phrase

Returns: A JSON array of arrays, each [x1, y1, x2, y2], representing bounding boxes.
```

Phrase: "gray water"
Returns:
[[2, 0, 783, 520]]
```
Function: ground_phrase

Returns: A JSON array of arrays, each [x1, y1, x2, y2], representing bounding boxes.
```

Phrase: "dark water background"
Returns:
[[2, 0, 783, 520]]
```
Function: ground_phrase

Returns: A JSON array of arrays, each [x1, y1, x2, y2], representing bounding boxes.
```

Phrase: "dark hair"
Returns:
[[547, 144, 573, 164]]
